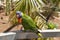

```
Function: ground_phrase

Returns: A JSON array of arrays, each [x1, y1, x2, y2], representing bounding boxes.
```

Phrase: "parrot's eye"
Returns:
[[16, 13, 22, 18], [16, 11, 22, 18], [16, 14, 19, 17]]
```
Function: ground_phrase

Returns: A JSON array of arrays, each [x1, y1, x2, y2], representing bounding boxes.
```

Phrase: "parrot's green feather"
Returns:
[[22, 13, 38, 32]]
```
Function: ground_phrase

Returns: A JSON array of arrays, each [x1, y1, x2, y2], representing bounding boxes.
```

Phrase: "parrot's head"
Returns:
[[16, 11, 22, 18], [16, 11, 22, 23]]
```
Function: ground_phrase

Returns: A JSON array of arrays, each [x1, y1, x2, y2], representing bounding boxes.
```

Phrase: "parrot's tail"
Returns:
[[35, 29, 43, 37], [34, 28, 39, 32]]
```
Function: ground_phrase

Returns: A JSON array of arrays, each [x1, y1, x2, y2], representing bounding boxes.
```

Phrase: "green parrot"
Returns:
[[16, 11, 39, 32]]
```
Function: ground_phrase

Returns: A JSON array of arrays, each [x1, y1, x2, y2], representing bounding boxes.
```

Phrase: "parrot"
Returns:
[[16, 11, 39, 33]]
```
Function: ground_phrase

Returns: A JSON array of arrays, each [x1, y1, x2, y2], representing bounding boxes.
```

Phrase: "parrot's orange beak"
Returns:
[[18, 18, 22, 24]]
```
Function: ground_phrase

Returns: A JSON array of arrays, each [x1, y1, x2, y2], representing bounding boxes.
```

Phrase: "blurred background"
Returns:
[[0, 0, 60, 40]]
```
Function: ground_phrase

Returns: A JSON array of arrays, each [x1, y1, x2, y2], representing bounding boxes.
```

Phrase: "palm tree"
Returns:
[[5, 0, 11, 16], [9, 0, 45, 25], [41, 0, 60, 20], [9, 0, 60, 27], [9, 0, 60, 40]]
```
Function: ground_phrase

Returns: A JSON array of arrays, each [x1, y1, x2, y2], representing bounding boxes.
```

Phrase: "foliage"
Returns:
[[47, 21, 57, 29], [9, 0, 60, 40], [6, 0, 10, 15]]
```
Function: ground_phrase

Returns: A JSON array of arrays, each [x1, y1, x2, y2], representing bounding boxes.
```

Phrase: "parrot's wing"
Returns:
[[22, 13, 38, 32]]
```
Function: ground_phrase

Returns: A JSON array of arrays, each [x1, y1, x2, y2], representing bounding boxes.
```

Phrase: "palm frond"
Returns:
[[5, 0, 10, 15], [9, 0, 46, 25]]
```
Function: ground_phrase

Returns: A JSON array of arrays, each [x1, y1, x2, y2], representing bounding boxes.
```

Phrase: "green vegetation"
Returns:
[[6, 0, 60, 40]]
